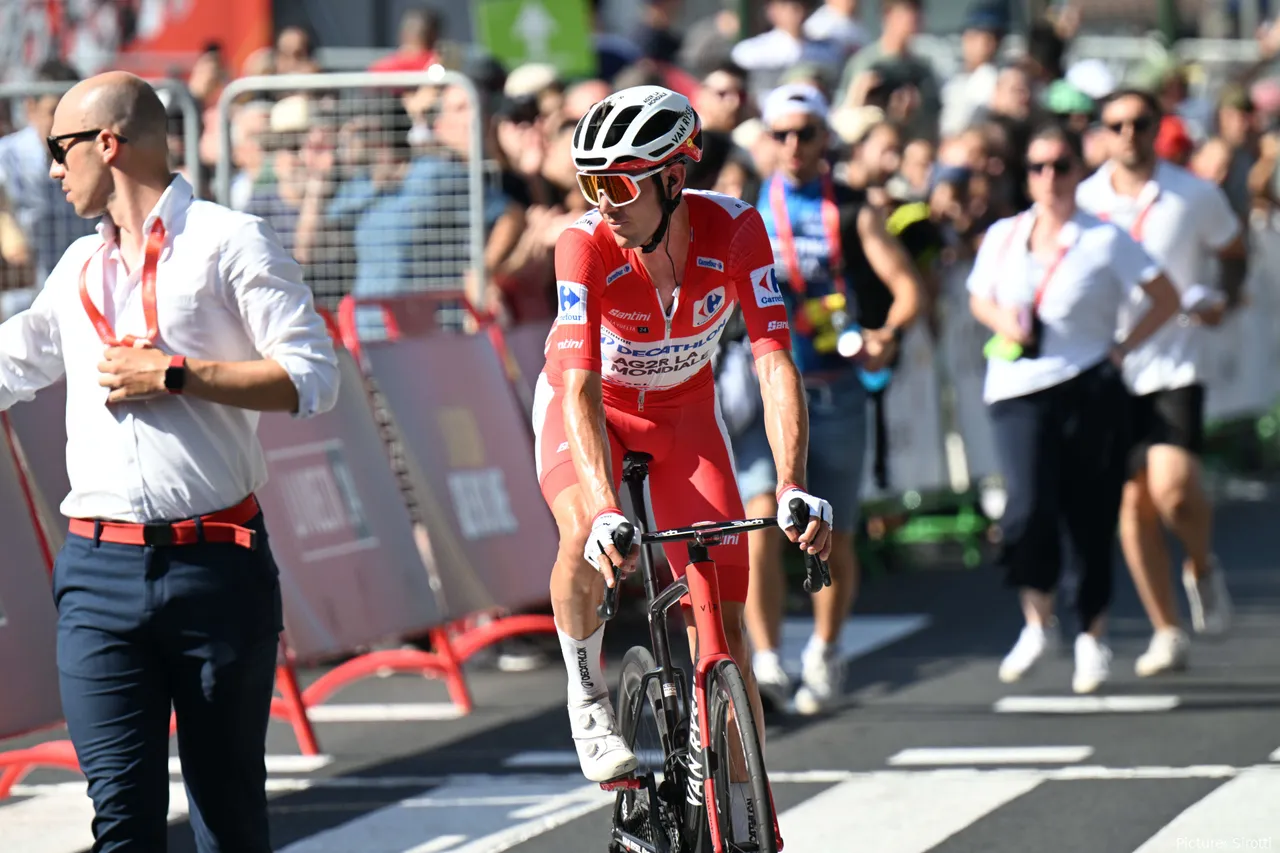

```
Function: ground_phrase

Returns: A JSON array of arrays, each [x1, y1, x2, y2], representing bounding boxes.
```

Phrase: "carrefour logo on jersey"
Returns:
[[751, 265, 784, 309], [692, 286, 726, 327], [557, 281, 587, 325]]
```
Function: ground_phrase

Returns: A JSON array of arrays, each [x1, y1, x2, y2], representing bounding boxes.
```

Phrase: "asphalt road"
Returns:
[[4, 480, 1280, 853]]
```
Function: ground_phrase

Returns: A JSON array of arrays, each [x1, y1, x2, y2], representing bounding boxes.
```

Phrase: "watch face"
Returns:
[[166, 364, 185, 391]]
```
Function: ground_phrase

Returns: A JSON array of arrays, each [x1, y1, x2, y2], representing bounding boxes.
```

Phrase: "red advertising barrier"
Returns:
[[361, 331, 561, 655], [0, 420, 77, 797], [254, 350, 470, 725]]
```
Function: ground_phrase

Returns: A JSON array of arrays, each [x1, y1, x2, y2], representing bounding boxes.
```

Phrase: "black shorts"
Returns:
[[1128, 384, 1205, 473]]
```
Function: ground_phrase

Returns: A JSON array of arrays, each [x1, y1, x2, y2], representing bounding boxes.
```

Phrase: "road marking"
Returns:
[[994, 695, 1180, 714], [404, 837, 467, 853], [168, 754, 333, 775], [274, 774, 612, 853], [0, 782, 190, 853], [777, 770, 1042, 852], [1131, 767, 1280, 852], [503, 749, 665, 769], [780, 614, 930, 674], [304, 703, 465, 722], [887, 746, 1094, 766]]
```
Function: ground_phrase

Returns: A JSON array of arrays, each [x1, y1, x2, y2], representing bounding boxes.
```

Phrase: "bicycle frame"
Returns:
[[612, 452, 783, 853]]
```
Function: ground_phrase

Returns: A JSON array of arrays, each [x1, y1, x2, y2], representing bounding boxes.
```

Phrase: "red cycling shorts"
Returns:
[[532, 374, 750, 604]]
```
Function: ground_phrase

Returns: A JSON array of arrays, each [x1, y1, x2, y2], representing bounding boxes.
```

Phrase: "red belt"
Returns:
[[69, 494, 261, 550]]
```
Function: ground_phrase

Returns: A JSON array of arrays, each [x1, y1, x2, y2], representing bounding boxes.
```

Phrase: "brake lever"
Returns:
[[597, 521, 635, 622], [789, 497, 832, 593]]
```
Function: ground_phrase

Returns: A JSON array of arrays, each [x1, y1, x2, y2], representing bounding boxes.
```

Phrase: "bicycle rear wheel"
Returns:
[[614, 646, 685, 852], [694, 659, 777, 853]]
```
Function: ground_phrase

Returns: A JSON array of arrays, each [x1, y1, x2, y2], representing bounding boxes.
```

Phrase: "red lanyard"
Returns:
[[769, 172, 846, 298], [995, 212, 1074, 309], [79, 219, 166, 347], [1097, 179, 1158, 242]]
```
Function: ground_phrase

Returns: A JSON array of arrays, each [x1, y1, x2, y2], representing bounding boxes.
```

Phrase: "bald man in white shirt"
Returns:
[[1077, 88, 1244, 678], [2, 71, 339, 851]]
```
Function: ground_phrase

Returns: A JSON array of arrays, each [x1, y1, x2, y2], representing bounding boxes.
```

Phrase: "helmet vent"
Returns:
[[634, 108, 684, 146], [603, 105, 643, 148], [647, 142, 674, 159]]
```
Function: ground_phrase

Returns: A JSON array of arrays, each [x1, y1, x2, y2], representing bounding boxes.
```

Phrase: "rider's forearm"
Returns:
[[563, 376, 621, 517], [755, 350, 808, 494]]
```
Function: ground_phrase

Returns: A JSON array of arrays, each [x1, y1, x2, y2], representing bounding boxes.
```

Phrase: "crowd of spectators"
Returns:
[[4, 0, 1280, 327]]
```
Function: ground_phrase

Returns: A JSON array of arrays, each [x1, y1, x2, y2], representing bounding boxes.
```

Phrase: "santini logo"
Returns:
[[608, 308, 651, 322], [557, 339, 584, 350], [696, 256, 724, 272], [557, 281, 587, 325], [768, 320, 788, 332]]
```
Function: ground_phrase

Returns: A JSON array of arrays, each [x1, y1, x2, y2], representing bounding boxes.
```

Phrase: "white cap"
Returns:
[[1066, 60, 1116, 101], [762, 83, 829, 127]]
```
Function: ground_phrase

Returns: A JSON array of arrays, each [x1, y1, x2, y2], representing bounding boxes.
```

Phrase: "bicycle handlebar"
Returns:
[[788, 497, 833, 594], [597, 501, 833, 621]]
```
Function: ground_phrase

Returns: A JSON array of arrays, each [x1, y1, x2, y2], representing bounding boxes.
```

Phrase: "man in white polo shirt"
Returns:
[[1077, 88, 1246, 677]]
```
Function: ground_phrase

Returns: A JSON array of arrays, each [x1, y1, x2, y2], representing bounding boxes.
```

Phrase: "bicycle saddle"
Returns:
[[623, 451, 654, 466]]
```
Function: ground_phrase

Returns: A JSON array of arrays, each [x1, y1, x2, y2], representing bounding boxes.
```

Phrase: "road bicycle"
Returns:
[[598, 450, 831, 853]]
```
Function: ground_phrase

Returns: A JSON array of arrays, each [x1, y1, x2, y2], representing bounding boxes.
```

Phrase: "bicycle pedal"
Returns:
[[599, 776, 643, 792]]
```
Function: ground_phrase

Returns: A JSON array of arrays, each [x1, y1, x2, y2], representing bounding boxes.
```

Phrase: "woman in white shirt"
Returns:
[[967, 124, 1180, 695]]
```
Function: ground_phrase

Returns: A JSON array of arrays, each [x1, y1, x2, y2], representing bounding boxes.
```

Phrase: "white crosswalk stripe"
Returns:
[[7, 763, 1280, 853]]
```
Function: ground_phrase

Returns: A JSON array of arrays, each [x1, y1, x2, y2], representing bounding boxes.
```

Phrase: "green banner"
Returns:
[[475, 0, 597, 79]]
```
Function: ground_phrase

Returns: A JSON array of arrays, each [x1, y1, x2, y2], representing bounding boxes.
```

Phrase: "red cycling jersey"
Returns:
[[542, 190, 792, 409], [533, 191, 792, 604]]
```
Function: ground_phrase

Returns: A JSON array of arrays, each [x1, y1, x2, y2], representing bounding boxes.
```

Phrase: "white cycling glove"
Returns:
[[584, 509, 629, 575], [776, 486, 833, 534]]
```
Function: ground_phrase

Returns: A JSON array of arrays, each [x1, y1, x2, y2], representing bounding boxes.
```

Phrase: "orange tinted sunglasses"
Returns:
[[576, 165, 666, 207]]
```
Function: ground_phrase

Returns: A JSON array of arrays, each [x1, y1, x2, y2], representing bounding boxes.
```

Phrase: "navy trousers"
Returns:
[[52, 511, 282, 852], [988, 361, 1131, 634]]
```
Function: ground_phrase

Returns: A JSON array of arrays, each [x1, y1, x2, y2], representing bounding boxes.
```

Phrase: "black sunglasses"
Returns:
[[1028, 157, 1073, 175], [771, 125, 819, 144], [1104, 115, 1155, 135], [46, 129, 128, 166]]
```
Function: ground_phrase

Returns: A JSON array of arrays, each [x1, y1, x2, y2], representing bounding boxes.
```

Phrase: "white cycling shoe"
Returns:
[[569, 696, 638, 783]]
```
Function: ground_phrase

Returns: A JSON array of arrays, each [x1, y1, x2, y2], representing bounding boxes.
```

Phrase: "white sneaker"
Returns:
[[568, 697, 637, 783], [1072, 634, 1111, 694], [752, 651, 793, 712], [792, 644, 841, 716], [1184, 558, 1233, 635], [998, 623, 1057, 683], [1135, 628, 1190, 677]]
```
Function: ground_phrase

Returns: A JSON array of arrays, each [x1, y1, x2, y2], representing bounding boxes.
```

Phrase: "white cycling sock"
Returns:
[[753, 648, 780, 672], [804, 634, 832, 661], [558, 622, 607, 706]]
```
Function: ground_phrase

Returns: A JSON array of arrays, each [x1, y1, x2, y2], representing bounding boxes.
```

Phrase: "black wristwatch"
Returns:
[[165, 354, 187, 394]]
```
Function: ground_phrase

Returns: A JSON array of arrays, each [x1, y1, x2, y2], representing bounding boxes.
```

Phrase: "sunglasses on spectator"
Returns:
[[1104, 115, 1155, 135], [1027, 157, 1073, 175], [577, 164, 666, 207], [771, 125, 819, 144], [47, 129, 128, 166]]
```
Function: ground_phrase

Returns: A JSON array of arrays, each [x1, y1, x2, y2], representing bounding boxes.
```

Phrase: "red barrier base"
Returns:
[[449, 613, 557, 662], [0, 740, 79, 798]]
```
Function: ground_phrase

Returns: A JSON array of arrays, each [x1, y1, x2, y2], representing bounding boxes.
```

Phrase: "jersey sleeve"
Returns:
[[546, 224, 605, 373], [1193, 179, 1242, 251], [728, 208, 791, 360]]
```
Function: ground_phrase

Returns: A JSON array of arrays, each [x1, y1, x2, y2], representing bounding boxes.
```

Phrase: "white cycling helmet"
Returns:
[[571, 85, 703, 174]]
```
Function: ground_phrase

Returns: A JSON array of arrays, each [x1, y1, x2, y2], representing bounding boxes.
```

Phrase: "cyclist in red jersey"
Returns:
[[533, 85, 834, 783]]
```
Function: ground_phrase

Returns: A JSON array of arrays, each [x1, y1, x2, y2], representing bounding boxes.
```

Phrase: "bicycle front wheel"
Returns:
[[696, 659, 777, 853], [614, 646, 683, 852]]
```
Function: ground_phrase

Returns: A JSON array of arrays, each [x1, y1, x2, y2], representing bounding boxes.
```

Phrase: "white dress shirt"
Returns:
[[0, 175, 340, 522], [967, 208, 1160, 405], [1077, 160, 1241, 396]]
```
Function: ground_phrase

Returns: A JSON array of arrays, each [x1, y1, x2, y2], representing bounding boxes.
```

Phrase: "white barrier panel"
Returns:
[[255, 350, 444, 664], [937, 259, 1001, 483], [0, 427, 61, 738], [5, 381, 71, 555], [1202, 223, 1280, 423], [862, 325, 949, 501]]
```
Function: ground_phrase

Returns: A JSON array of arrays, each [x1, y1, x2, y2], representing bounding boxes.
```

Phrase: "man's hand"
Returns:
[[98, 343, 169, 403], [777, 487, 834, 561], [584, 509, 639, 589]]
